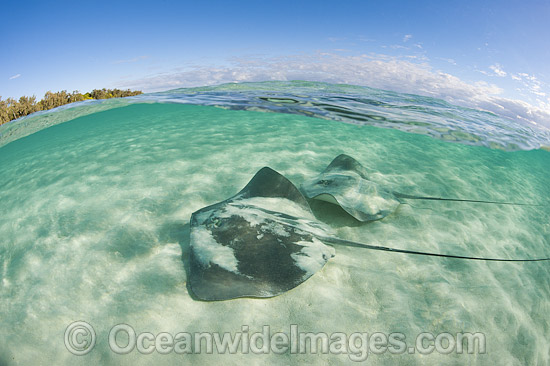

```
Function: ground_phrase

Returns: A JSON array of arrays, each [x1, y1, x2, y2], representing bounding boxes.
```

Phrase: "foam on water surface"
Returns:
[[0, 96, 549, 365]]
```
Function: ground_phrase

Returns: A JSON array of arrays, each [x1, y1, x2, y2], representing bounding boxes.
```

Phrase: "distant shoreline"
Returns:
[[0, 89, 142, 125]]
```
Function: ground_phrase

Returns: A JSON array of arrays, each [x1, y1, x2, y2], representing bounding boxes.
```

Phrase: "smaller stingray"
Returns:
[[301, 154, 542, 222], [189, 167, 336, 301]]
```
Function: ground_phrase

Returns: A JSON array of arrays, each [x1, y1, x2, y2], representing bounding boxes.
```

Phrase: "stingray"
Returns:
[[189, 166, 549, 301], [189, 167, 337, 300], [301, 154, 542, 222]]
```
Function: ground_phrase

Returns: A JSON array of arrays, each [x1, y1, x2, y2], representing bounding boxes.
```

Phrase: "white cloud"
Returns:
[[403, 34, 412, 42], [405, 55, 429, 61], [511, 72, 547, 98], [388, 44, 408, 50], [118, 53, 550, 128], [437, 57, 456, 65], [9, 74, 21, 80], [489, 64, 507, 77]]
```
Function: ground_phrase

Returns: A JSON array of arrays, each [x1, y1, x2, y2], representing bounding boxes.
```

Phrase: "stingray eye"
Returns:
[[318, 180, 330, 186]]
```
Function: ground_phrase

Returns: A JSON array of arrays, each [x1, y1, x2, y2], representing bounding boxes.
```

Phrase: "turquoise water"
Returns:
[[0, 83, 549, 365], [3, 81, 550, 151]]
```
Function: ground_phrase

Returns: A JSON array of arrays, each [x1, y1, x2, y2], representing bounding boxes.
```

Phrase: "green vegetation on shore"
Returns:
[[0, 88, 142, 125]]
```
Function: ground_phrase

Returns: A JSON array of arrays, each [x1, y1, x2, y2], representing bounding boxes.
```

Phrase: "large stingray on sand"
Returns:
[[189, 167, 336, 300], [301, 154, 541, 222], [189, 166, 549, 301]]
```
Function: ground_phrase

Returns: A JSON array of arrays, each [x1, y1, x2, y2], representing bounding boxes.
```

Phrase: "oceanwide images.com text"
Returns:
[[65, 321, 486, 361]]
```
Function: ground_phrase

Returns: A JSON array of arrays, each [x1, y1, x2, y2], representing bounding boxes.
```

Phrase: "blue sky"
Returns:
[[1, 0, 549, 126]]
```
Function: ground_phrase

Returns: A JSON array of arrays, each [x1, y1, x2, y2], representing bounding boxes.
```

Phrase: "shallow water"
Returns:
[[1, 85, 549, 365], [3, 81, 550, 151]]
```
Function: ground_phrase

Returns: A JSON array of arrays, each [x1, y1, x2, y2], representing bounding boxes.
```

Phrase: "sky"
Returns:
[[1, 0, 550, 127]]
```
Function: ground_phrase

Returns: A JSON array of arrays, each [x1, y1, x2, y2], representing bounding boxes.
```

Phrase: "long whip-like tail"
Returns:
[[320, 236, 550, 262], [393, 192, 546, 207]]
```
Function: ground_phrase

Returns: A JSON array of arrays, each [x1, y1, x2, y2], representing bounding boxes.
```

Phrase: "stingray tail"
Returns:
[[319, 236, 550, 262], [393, 192, 545, 207]]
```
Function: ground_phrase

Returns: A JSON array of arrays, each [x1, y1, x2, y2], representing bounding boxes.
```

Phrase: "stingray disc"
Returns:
[[189, 167, 335, 300], [301, 154, 400, 222]]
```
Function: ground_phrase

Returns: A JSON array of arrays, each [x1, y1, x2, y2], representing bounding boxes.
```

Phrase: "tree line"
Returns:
[[0, 88, 143, 125]]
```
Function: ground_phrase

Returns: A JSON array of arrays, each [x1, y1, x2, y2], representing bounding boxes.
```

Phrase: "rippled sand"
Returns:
[[0, 103, 549, 365]]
